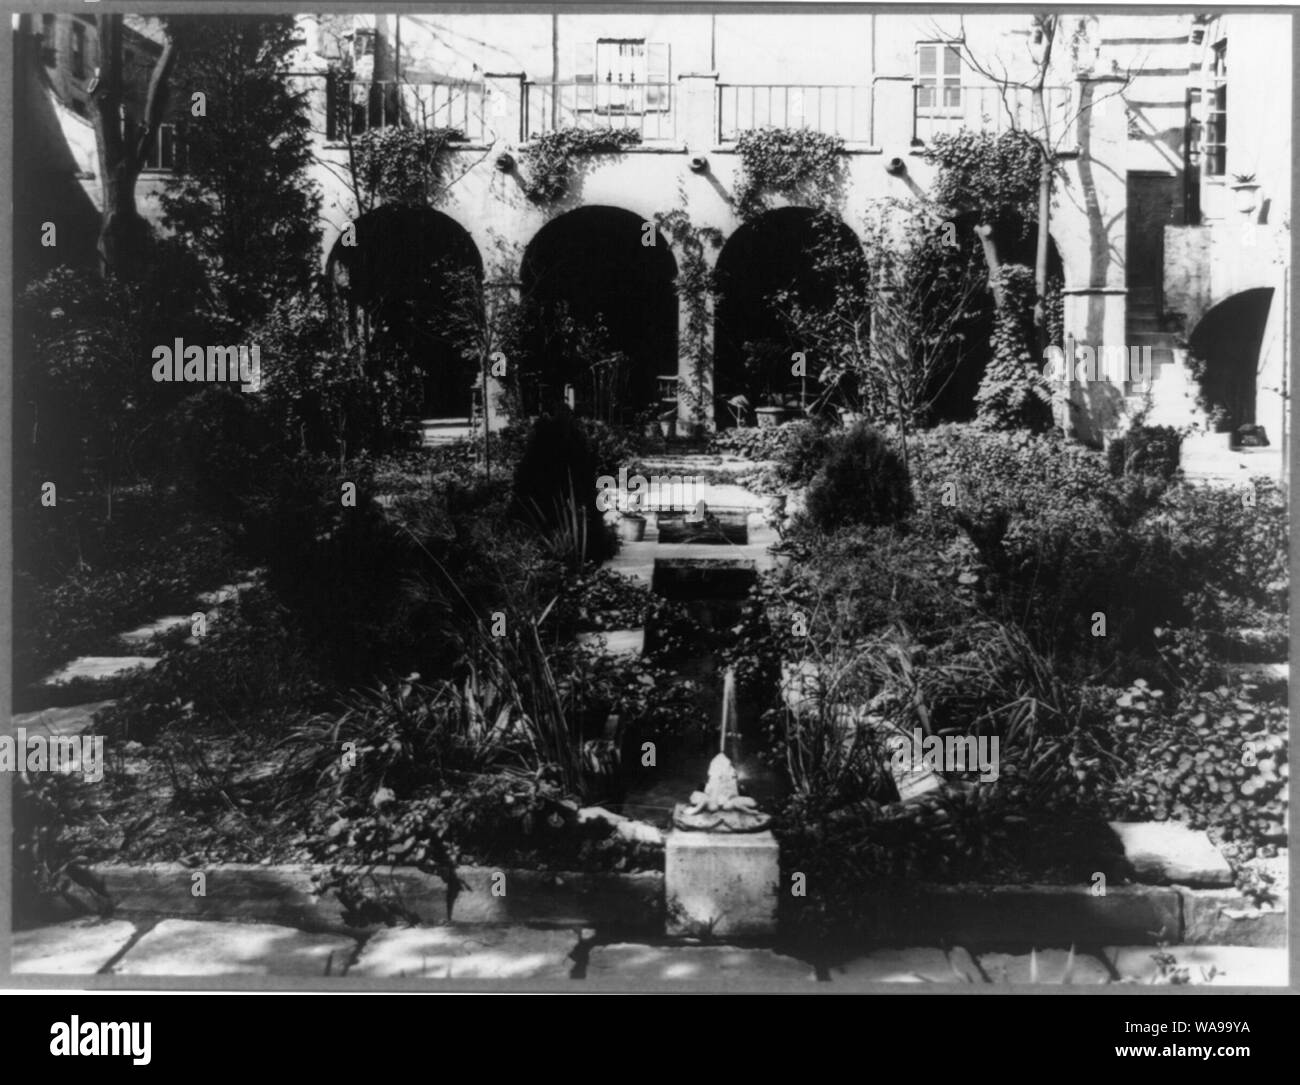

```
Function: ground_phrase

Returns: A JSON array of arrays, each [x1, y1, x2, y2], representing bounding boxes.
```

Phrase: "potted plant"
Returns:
[[755, 397, 789, 429], [1230, 172, 1260, 214], [658, 406, 677, 440]]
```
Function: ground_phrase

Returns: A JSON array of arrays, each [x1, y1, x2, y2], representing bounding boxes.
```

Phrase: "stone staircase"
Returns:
[[1122, 330, 1204, 430]]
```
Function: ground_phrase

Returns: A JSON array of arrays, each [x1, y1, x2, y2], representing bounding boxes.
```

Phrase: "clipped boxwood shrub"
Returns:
[[803, 422, 913, 531]]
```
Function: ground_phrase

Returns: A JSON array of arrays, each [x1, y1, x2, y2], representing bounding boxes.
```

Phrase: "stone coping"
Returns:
[[69, 864, 1284, 948]]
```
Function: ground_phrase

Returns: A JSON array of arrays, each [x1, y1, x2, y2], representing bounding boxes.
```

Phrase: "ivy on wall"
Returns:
[[352, 126, 466, 208], [975, 265, 1053, 430], [654, 207, 722, 426], [733, 128, 845, 220], [922, 129, 1047, 246], [519, 127, 643, 203]]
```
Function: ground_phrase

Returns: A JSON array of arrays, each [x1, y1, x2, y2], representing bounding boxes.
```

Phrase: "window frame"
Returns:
[[915, 41, 964, 118], [1204, 39, 1227, 179]]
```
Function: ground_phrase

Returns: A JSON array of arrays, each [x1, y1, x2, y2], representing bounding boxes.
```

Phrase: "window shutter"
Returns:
[[646, 42, 670, 111], [576, 41, 595, 111]]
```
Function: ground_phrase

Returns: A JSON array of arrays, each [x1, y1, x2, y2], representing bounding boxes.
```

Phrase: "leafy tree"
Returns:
[[775, 203, 986, 461], [162, 16, 321, 325]]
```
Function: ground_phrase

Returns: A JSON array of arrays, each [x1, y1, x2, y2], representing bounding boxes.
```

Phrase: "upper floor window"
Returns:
[[71, 21, 86, 80], [142, 123, 179, 172], [916, 42, 962, 114], [1204, 40, 1227, 177], [575, 39, 671, 113]]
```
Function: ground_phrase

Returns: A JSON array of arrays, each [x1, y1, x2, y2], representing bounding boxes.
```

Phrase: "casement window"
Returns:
[[71, 21, 86, 79], [575, 39, 671, 114], [916, 41, 962, 114], [1204, 40, 1227, 177]]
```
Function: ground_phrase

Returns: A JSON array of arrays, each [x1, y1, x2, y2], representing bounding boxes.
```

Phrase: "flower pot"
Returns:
[[755, 406, 788, 429], [617, 515, 647, 543], [659, 419, 676, 439], [1231, 182, 1260, 215]]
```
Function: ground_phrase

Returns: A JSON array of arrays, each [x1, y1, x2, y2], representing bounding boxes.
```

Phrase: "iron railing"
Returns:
[[522, 81, 675, 141], [717, 84, 873, 143], [911, 83, 1075, 147], [330, 78, 488, 141]]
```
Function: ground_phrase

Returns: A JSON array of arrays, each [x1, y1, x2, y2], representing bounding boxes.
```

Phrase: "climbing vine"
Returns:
[[352, 126, 466, 208], [733, 128, 845, 220], [520, 127, 643, 203], [975, 265, 1053, 430], [922, 129, 1047, 245], [654, 207, 722, 427]]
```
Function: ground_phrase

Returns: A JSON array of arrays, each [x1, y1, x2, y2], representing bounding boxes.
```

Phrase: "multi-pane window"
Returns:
[[575, 39, 670, 113], [71, 21, 86, 79], [1204, 40, 1227, 177], [916, 42, 962, 113], [142, 123, 178, 172]]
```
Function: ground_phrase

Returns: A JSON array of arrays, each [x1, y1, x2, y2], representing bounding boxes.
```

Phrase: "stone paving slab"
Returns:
[[586, 943, 818, 984], [828, 947, 980, 985], [347, 926, 578, 980], [575, 629, 644, 656], [977, 949, 1112, 985], [12, 919, 139, 975], [1180, 888, 1287, 947], [110, 919, 357, 977], [39, 656, 160, 687], [1108, 821, 1234, 887], [10, 700, 116, 738], [1104, 945, 1288, 987]]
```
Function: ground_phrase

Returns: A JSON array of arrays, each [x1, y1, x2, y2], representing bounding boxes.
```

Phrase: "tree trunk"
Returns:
[[89, 15, 175, 280], [974, 224, 1004, 308]]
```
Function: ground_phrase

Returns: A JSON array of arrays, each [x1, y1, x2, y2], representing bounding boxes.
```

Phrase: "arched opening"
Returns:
[[328, 206, 483, 421], [1188, 287, 1274, 436], [713, 208, 865, 424], [519, 206, 677, 423]]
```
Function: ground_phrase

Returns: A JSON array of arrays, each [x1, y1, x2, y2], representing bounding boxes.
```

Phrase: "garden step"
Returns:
[[118, 615, 193, 648], [975, 948, 1112, 985], [11, 918, 140, 975], [1108, 821, 1234, 887], [10, 700, 115, 738], [828, 947, 980, 985], [1103, 944, 1288, 986], [1180, 887, 1287, 946], [38, 656, 160, 687], [346, 925, 579, 980], [109, 919, 357, 977], [585, 944, 818, 984]]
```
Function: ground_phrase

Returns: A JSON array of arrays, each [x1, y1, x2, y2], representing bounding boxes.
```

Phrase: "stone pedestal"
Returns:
[[665, 830, 779, 938]]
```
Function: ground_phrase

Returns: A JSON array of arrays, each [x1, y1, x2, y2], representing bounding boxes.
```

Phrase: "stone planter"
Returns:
[[1230, 181, 1260, 215], [755, 406, 788, 429], [617, 514, 647, 543]]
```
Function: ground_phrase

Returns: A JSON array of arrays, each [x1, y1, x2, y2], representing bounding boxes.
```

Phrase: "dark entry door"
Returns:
[[1126, 173, 1181, 326]]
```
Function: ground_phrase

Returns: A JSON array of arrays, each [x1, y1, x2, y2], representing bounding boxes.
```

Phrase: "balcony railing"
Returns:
[[523, 81, 676, 141], [330, 79, 488, 141], [718, 84, 872, 143], [911, 84, 1074, 146]]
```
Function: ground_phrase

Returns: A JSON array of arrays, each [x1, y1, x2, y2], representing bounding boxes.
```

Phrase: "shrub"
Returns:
[[1108, 424, 1183, 481], [510, 411, 615, 565], [774, 418, 840, 488], [802, 422, 913, 531]]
